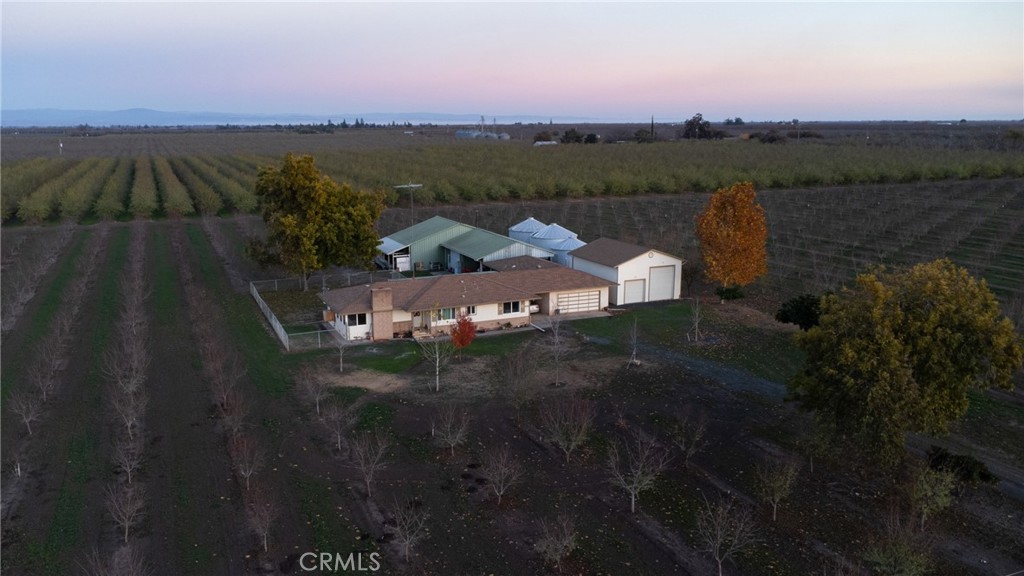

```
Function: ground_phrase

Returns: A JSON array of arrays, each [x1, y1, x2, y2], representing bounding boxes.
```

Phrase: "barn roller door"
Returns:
[[649, 265, 676, 301], [623, 279, 646, 304], [556, 291, 601, 313]]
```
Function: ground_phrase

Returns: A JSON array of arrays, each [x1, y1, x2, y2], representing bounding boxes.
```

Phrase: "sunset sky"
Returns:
[[2, 2, 1021, 122]]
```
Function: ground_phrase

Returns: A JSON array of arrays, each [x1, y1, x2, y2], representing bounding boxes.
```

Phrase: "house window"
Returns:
[[501, 301, 521, 314], [465, 305, 476, 315], [439, 307, 456, 321], [346, 313, 367, 326]]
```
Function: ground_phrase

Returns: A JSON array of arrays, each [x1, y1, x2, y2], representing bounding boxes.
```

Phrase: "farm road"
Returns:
[[641, 342, 786, 400]]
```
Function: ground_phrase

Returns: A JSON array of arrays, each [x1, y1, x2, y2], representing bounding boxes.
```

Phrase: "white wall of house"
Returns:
[[332, 313, 372, 341], [344, 311, 372, 338], [425, 301, 529, 331]]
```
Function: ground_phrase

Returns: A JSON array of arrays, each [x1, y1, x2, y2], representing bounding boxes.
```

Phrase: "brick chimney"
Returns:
[[370, 287, 393, 341]]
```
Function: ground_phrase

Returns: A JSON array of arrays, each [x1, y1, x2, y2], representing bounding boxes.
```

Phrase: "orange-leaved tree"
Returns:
[[695, 181, 768, 295], [451, 313, 477, 360]]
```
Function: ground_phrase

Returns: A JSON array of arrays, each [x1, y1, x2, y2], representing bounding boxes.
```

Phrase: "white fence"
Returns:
[[249, 279, 348, 352], [250, 270, 400, 351], [250, 281, 293, 350]]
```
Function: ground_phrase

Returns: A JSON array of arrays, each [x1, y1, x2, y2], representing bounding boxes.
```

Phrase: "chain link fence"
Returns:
[[250, 270, 399, 351]]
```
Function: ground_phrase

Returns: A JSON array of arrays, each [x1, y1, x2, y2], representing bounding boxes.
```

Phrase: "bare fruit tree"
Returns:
[[390, 498, 430, 562], [626, 316, 640, 368], [672, 405, 708, 468], [497, 343, 538, 418], [113, 544, 150, 576], [245, 486, 279, 552], [547, 312, 568, 386], [755, 458, 799, 522], [535, 514, 577, 572], [10, 391, 41, 435], [220, 389, 250, 437], [336, 337, 349, 374], [607, 428, 672, 513], [432, 404, 471, 456], [80, 544, 151, 576], [418, 338, 454, 392], [696, 494, 759, 576], [113, 436, 144, 485], [687, 297, 704, 342], [350, 430, 391, 499], [483, 445, 523, 506], [107, 484, 145, 543], [538, 393, 596, 463], [321, 401, 358, 452], [111, 389, 147, 441], [297, 366, 331, 416], [210, 350, 246, 411], [29, 363, 57, 403], [229, 434, 265, 491]]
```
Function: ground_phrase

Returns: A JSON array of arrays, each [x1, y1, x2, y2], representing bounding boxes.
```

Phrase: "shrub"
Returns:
[[926, 446, 997, 485], [775, 293, 823, 330], [715, 286, 744, 301]]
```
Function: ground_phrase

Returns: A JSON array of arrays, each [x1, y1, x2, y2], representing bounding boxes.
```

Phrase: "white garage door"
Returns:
[[649, 265, 676, 301], [623, 279, 646, 304], [557, 291, 601, 313]]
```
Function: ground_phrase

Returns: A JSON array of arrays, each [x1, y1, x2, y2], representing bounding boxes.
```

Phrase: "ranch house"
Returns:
[[321, 256, 614, 341]]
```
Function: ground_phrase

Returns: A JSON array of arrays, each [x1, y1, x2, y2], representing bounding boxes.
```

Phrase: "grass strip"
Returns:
[[149, 231, 218, 575], [349, 341, 420, 374], [38, 227, 127, 573], [291, 472, 375, 555], [183, 223, 292, 397], [574, 303, 805, 384]]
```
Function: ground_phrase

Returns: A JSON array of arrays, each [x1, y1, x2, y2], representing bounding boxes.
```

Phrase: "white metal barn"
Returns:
[[569, 237, 684, 305]]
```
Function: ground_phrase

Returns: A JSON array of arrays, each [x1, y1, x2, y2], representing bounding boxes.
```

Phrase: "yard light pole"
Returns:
[[393, 183, 423, 227]]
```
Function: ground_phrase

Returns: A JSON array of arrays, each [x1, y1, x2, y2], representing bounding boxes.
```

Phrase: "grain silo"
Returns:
[[508, 217, 547, 243], [529, 223, 578, 250], [549, 237, 587, 267]]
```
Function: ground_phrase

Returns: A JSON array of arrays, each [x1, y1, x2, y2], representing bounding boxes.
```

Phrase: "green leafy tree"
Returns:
[[251, 153, 384, 291], [681, 113, 712, 139], [910, 467, 956, 531], [789, 259, 1023, 466], [560, 129, 584, 144], [633, 128, 655, 143]]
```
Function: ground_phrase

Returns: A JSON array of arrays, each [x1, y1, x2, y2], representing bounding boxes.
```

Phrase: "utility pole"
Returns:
[[393, 183, 423, 228]]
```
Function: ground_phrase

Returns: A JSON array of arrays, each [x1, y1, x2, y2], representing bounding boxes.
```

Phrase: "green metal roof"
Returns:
[[386, 215, 465, 245], [442, 229, 517, 260]]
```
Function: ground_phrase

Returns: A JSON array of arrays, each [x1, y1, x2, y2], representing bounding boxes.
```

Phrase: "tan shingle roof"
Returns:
[[568, 237, 651, 267], [486, 266, 615, 295]]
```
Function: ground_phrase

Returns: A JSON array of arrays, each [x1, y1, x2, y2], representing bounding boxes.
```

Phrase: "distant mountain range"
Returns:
[[1, 108, 599, 128]]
